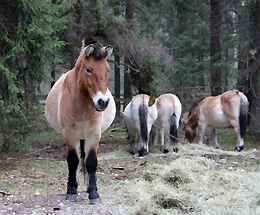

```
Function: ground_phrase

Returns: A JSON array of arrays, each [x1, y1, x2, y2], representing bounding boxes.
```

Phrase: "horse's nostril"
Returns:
[[105, 98, 110, 106], [98, 99, 104, 106], [98, 98, 109, 108]]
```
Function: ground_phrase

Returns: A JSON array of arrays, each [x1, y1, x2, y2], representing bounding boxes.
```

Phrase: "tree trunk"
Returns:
[[249, 0, 260, 136], [237, 4, 248, 92], [113, 2, 121, 117], [124, 58, 132, 107], [114, 48, 121, 117], [51, 67, 55, 88], [210, 0, 222, 96], [124, 0, 134, 106]]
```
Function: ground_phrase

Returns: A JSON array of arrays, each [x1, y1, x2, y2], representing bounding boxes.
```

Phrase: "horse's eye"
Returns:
[[86, 68, 92, 74]]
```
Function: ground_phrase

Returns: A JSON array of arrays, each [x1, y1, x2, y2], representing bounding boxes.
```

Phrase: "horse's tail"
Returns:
[[170, 113, 178, 143], [239, 97, 248, 138], [80, 139, 86, 181], [139, 103, 148, 143]]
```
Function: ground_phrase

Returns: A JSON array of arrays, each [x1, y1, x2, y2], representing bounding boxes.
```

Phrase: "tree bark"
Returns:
[[123, 0, 134, 106], [237, 4, 248, 92], [210, 0, 222, 96], [248, 0, 260, 136], [114, 48, 121, 117]]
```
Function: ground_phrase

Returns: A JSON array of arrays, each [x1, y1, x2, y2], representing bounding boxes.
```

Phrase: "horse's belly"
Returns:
[[101, 89, 116, 133], [45, 80, 65, 134], [206, 112, 230, 127]]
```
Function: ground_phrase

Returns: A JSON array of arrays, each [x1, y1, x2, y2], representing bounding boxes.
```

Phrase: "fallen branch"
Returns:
[[0, 190, 12, 196], [112, 166, 125, 170]]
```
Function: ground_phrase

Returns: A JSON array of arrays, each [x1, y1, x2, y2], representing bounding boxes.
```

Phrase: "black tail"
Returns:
[[170, 113, 178, 143], [80, 139, 86, 181], [239, 98, 247, 138], [139, 104, 148, 143]]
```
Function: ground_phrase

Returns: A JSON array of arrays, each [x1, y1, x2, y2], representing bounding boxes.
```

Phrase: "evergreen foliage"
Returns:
[[0, 0, 67, 150]]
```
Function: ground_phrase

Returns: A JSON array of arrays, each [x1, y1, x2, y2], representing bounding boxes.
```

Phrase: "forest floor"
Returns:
[[1, 121, 260, 215]]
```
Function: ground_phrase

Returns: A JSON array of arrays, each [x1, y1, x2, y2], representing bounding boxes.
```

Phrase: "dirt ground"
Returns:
[[0, 133, 145, 215], [1, 127, 260, 215]]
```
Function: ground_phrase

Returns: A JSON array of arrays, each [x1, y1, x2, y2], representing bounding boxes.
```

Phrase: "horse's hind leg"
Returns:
[[128, 129, 136, 155], [65, 138, 80, 201], [230, 119, 244, 152]]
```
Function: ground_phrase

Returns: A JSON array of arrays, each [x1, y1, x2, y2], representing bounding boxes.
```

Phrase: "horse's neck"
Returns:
[[188, 107, 199, 128]]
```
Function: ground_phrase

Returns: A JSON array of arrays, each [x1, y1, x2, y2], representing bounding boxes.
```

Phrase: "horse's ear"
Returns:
[[104, 45, 113, 58], [84, 45, 94, 57]]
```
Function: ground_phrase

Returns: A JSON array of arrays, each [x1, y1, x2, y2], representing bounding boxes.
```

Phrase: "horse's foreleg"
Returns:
[[198, 124, 207, 145], [211, 127, 219, 149], [159, 128, 164, 146], [65, 141, 80, 201], [86, 148, 100, 204]]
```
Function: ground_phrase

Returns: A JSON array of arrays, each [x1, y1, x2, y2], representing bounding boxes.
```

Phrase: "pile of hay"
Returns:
[[109, 154, 260, 215]]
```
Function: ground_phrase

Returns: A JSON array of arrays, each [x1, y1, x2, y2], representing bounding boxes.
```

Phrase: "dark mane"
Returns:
[[83, 35, 104, 60], [188, 97, 205, 117]]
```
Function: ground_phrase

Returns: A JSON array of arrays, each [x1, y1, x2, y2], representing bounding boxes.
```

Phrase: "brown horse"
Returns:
[[45, 36, 115, 203], [183, 90, 248, 151]]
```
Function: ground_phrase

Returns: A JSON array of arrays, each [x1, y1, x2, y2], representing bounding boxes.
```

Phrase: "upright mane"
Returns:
[[82, 35, 104, 60]]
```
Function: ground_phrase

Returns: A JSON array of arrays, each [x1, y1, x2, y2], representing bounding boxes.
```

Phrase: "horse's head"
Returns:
[[78, 36, 113, 112], [182, 119, 197, 143]]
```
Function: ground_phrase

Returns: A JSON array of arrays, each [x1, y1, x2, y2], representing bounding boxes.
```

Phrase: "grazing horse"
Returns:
[[183, 90, 248, 151], [45, 36, 115, 203], [123, 94, 158, 156], [151, 93, 182, 153]]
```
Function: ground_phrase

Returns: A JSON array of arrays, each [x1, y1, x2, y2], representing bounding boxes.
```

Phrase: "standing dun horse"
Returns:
[[123, 94, 158, 156], [45, 36, 115, 203], [183, 90, 248, 151], [151, 93, 182, 153]]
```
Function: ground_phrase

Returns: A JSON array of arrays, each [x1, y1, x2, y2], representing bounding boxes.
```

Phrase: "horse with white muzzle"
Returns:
[[45, 36, 115, 203]]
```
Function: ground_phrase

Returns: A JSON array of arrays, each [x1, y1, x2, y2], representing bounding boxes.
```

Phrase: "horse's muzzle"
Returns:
[[95, 98, 110, 111], [93, 91, 110, 112]]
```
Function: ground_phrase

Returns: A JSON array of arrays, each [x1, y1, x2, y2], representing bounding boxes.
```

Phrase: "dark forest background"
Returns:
[[1, 0, 260, 151]]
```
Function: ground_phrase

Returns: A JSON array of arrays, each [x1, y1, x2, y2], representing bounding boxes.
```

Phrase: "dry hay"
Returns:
[[107, 145, 260, 215]]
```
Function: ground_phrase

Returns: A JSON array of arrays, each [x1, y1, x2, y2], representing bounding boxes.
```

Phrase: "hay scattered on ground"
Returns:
[[107, 145, 260, 215]]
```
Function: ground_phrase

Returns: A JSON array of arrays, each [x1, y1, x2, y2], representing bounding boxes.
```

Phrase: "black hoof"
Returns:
[[66, 194, 77, 202], [234, 145, 244, 152], [130, 150, 135, 155], [138, 147, 148, 156], [163, 149, 169, 154], [89, 198, 101, 205], [173, 148, 178, 153]]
